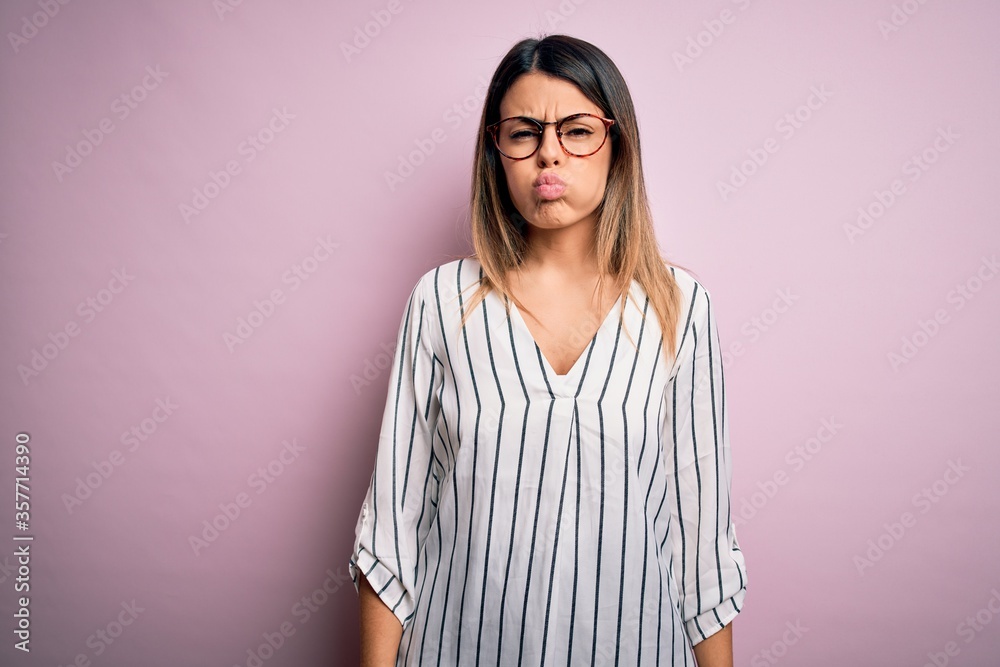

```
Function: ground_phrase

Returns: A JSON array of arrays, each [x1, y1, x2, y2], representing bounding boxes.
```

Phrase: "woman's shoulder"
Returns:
[[664, 261, 715, 311], [409, 255, 484, 306], [660, 261, 720, 341], [664, 262, 706, 297]]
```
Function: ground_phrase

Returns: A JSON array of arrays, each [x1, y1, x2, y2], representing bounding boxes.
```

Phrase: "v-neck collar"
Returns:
[[501, 284, 632, 396]]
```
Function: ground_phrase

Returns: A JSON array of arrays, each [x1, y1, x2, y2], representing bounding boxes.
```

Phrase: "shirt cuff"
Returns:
[[348, 546, 414, 630], [686, 585, 746, 646]]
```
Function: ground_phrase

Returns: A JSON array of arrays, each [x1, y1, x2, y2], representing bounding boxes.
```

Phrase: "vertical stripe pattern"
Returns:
[[349, 258, 748, 666]]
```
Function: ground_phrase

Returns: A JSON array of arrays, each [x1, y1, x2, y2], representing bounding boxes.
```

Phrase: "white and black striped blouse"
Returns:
[[349, 256, 747, 666]]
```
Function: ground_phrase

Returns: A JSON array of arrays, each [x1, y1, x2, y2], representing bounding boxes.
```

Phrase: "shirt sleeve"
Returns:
[[348, 275, 444, 630], [662, 285, 748, 646]]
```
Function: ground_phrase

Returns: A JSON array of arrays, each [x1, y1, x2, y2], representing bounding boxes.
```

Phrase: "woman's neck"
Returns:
[[520, 219, 601, 280]]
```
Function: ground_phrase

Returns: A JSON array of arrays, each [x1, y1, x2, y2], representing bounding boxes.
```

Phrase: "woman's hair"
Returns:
[[463, 33, 690, 367]]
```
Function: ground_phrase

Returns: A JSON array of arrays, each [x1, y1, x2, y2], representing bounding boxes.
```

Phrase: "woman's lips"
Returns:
[[534, 183, 566, 199], [533, 173, 566, 200]]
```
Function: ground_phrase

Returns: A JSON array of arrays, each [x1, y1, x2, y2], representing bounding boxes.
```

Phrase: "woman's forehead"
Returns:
[[499, 72, 601, 119]]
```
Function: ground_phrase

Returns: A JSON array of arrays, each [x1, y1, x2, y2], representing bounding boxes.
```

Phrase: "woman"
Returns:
[[349, 34, 748, 666]]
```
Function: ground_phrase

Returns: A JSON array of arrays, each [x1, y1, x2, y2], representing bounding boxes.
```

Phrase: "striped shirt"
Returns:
[[349, 257, 748, 666]]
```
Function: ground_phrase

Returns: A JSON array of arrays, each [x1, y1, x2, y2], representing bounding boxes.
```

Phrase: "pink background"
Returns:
[[2, 1, 999, 665]]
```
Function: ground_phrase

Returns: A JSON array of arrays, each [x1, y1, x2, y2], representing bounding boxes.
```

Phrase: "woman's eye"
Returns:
[[509, 130, 538, 141]]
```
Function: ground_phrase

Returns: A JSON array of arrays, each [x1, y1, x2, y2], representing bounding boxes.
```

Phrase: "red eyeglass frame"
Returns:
[[486, 112, 616, 160]]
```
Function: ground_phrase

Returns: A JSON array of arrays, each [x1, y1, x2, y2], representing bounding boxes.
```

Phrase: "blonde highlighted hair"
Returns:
[[461, 34, 691, 367]]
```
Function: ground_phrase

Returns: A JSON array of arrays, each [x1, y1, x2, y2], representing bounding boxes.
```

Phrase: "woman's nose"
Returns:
[[536, 124, 563, 163]]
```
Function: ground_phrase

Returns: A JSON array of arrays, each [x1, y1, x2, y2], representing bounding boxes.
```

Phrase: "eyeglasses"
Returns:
[[486, 112, 615, 160]]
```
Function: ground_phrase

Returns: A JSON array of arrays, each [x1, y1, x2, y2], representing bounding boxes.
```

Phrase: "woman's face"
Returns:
[[496, 72, 613, 235]]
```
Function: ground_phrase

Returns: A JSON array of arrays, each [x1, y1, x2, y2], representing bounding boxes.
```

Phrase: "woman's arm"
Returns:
[[662, 282, 748, 661], [358, 572, 402, 667], [351, 274, 445, 666], [692, 622, 733, 667]]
